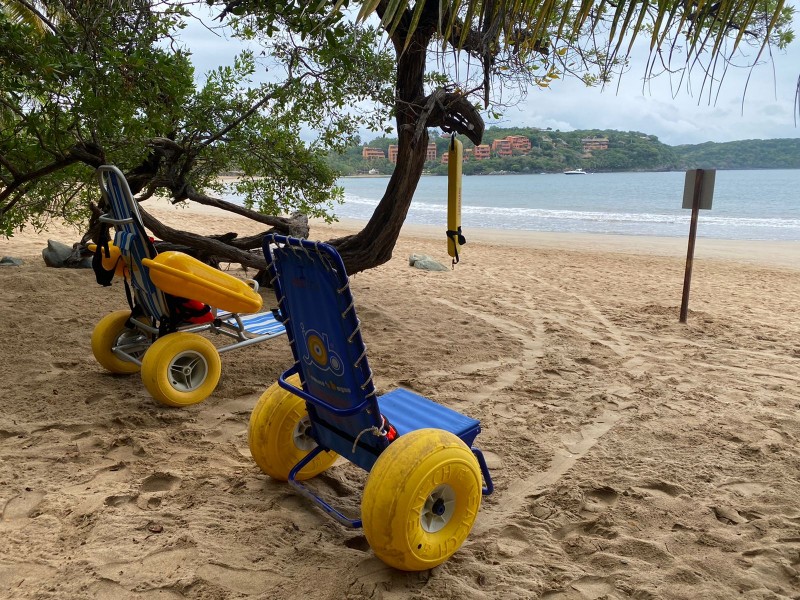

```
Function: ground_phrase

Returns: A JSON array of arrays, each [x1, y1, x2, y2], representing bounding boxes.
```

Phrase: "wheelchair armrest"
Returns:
[[278, 366, 374, 417]]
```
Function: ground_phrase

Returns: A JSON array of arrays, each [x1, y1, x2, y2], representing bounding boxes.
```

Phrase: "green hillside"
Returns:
[[329, 127, 800, 175], [674, 138, 800, 170]]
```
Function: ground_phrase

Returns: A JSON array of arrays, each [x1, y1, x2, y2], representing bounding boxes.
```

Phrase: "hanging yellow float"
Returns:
[[446, 133, 465, 266]]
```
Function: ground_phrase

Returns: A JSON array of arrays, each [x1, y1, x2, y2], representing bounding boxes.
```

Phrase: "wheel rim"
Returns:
[[115, 329, 149, 361], [420, 484, 456, 533], [167, 351, 208, 392], [292, 415, 315, 451]]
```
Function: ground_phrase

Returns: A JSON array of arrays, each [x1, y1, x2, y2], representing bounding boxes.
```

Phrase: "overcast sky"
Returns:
[[180, 9, 800, 147], [493, 15, 800, 146]]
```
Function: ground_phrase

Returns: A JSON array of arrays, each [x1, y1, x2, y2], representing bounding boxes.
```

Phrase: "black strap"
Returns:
[[122, 273, 135, 312], [91, 239, 116, 287], [445, 226, 467, 266]]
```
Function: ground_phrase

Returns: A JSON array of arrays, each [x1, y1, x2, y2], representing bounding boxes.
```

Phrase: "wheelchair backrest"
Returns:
[[264, 235, 388, 469], [96, 165, 171, 323]]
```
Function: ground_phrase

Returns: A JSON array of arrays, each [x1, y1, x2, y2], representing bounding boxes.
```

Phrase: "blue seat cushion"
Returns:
[[378, 388, 481, 447]]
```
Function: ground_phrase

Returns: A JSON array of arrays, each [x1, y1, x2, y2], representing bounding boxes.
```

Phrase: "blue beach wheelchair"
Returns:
[[90, 165, 285, 406], [249, 235, 493, 570]]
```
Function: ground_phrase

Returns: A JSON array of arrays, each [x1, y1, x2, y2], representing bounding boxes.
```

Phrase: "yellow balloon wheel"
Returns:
[[91, 310, 148, 374], [362, 428, 482, 571], [248, 374, 338, 481], [140, 332, 221, 407]]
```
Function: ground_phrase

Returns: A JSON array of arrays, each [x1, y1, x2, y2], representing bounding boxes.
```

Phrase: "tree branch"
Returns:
[[182, 184, 310, 237], [199, 77, 300, 149], [138, 207, 268, 270], [420, 89, 484, 145], [0, 155, 78, 206]]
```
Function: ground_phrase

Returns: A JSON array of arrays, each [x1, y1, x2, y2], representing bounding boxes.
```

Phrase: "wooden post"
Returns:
[[680, 169, 704, 323]]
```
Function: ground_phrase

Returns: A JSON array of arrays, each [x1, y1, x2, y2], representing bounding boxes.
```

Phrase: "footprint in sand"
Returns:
[[136, 473, 181, 510], [1, 489, 45, 527], [140, 473, 181, 493], [84, 392, 118, 405], [0, 429, 20, 442], [104, 494, 136, 507], [196, 562, 285, 596], [541, 575, 617, 599], [718, 480, 768, 497], [739, 548, 799, 594], [711, 505, 761, 525], [106, 436, 147, 461], [496, 523, 535, 557], [631, 479, 686, 498], [579, 485, 619, 517], [31, 360, 81, 383], [343, 535, 371, 552]]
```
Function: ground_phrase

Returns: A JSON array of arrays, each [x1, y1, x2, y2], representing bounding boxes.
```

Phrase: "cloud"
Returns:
[[179, 8, 800, 147], [503, 13, 800, 146]]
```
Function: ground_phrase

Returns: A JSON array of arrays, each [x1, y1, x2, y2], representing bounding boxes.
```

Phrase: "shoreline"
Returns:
[[326, 216, 800, 271], [3, 202, 799, 272]]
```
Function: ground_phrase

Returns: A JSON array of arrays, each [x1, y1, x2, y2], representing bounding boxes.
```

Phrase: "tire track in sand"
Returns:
[[433, 289, 629, 524]]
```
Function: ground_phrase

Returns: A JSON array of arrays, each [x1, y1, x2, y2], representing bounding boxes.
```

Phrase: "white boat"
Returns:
[[564, 168, 587, 175]]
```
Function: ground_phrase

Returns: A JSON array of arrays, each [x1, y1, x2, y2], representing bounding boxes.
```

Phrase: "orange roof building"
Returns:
[[473, 144, 491, 160], [492, 138, 512, 157], [507, 135, 531, 152], [362, 146, 386, 160], [426, 143, 437, 161]]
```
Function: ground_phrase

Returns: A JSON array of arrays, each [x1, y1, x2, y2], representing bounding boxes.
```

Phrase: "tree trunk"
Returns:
[[328, 129, 428, 274], [328, 12, 433, 275]]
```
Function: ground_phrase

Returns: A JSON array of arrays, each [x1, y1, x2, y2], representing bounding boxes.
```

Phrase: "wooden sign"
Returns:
[[682, 169, 716, 210], [680, 168, 716, 323]]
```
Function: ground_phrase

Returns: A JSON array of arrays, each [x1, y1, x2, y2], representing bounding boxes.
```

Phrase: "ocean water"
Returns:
[[335, 170, 800, 241]]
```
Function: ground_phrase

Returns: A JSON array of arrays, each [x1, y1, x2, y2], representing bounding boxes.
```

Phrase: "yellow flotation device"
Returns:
[[142, 251, 262, 314], [446, 134, 465, 265], [87, 242, 126, 276]]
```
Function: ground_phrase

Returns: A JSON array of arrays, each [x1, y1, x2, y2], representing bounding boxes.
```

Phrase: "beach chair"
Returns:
[[90, 165, 286, 407], [250, 234, 493, 571]]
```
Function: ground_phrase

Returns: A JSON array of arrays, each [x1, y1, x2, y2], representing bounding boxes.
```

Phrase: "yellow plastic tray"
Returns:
[[142, 251, 263, 314]]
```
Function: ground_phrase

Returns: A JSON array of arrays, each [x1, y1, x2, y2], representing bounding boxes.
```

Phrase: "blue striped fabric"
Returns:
[[99, 167, 170, 321], [219, 311, 285, 336]]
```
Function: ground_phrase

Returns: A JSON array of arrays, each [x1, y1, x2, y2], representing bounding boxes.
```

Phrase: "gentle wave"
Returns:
[[226, 171, 800, 240], [341, 193, 800, 229]]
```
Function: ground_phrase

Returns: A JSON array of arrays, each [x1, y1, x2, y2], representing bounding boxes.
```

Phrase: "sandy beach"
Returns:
[[1, 198, 799, 599]]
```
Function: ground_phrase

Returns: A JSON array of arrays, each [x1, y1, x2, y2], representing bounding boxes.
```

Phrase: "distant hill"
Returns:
[[329, 127, 800, 175], [674, 138, 800, 170]]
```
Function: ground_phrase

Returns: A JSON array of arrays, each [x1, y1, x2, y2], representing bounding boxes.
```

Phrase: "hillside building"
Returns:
[[581, 137, 609, 152], [385, 143, 437, 164], [507, 135, 532, 152], [474, 144, 491, 160], [492, 138, 513, 157], [362, 146, 385, 160], [426, 143, 437, 161]]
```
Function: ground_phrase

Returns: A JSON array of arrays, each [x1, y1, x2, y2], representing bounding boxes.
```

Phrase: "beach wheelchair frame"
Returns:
[[249, 234, 493, 570], [90, 165, 286, 407]]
